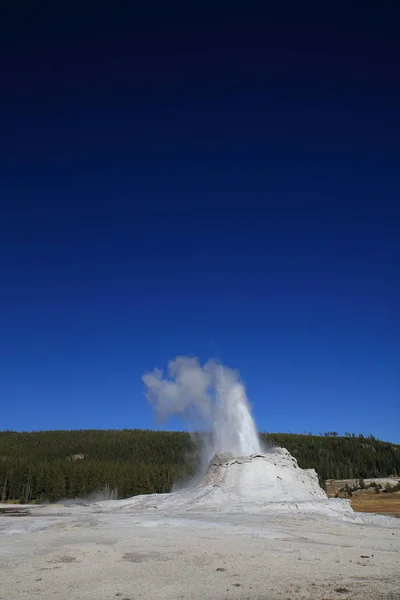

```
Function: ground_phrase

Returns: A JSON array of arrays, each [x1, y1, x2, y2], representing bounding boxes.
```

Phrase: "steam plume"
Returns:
[[142, 357, 261, 467]]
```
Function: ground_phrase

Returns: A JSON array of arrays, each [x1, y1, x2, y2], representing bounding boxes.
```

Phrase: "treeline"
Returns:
[[0, 429, 399, 503], [267, 433, 399, 483]]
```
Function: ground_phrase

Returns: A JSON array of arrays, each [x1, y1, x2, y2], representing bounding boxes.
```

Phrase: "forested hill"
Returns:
[[0, 429, 399, 503]]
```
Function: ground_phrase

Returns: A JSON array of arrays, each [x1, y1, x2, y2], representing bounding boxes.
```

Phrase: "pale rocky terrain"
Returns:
[[1, 503, 399, 600], [1, 450, 399, 600]]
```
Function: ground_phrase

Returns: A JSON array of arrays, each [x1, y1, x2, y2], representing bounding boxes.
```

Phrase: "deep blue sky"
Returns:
[[1, 7, 399, 442]]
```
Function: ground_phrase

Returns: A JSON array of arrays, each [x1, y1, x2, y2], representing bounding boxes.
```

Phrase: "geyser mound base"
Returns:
[[201, 447, 327, 503], [99, 447, 352, 518]]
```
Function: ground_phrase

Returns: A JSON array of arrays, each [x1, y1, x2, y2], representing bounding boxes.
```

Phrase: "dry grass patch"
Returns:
[[350, 493, 400, 516]]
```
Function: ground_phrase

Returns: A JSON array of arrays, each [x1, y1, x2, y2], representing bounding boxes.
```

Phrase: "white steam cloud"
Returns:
[[142, 357, 261, 468]]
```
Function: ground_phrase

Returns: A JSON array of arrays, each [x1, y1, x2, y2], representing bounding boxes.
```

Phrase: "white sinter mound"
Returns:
[[102, 447, 352, 517], [201, 448, 327, 503]]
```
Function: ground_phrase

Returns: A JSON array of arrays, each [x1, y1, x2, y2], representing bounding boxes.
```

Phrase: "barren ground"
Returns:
[[1, 503, 399, 600]]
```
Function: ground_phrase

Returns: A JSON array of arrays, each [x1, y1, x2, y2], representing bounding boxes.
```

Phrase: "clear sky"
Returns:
[[1, 7, 399, 442]]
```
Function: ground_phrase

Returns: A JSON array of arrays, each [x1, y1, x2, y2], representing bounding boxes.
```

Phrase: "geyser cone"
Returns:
[[101, 446, 352, 518], [199, 448, 327, 503]]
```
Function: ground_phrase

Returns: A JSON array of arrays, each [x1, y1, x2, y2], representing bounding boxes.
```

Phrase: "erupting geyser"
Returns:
[[143, 356, 261, 464], [137, 356, 351, 516]]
